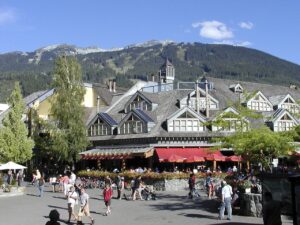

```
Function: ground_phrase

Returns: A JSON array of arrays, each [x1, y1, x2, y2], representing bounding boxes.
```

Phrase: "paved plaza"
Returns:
[[0, 183, 293, 225]]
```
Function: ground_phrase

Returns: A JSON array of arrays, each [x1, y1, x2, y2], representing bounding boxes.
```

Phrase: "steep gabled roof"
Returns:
[[87, 112, 118, 128], [269, 94, 297, 106], [269, 108, 299, 124], [167, 106, 207, 123]]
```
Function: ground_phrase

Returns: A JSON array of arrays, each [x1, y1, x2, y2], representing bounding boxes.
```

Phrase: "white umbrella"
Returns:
[[0, 161, 27, 170]]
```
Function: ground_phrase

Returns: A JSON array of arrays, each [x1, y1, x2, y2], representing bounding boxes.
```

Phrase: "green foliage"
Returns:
[[77, 170, 227, 181], [0, 82, 34, 163], [1, 43, 300, 101], [219, 126, 294, 167], [50, 56, 89, 165]]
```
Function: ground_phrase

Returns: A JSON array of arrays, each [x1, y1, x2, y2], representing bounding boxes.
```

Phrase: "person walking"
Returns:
[[219, 180, 233, 220], [62, 174, 70, 196], [77, 188, 94, 225], [67, 186, 78, 223], [188, 173, 196, 199], [115, 174, 124, 200], [132, 176, 144, 200], [17, 170, 23, 187], [103, 183, 113, 216], [263, 191, 282, 225], [38, 176, 45, 197]]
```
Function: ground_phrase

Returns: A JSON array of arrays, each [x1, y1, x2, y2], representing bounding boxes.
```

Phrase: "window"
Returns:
[[168, 114, 205, 132], [127, 96, 152, 112], [119, 115, 144, 134], [87, 118, 111, 136]]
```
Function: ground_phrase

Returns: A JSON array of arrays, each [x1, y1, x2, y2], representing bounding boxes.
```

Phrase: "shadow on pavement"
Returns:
[[208, 223, 260, 225], [48, 205, 68, 210], [180, 213, 217, 220]]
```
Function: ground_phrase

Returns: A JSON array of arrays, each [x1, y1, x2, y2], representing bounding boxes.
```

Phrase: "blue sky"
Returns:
[[1, 0, 300, 65]]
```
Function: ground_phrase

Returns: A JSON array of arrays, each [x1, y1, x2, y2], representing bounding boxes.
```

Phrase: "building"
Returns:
[[81, 60, 300, 171], [2, 59, 300, 171]]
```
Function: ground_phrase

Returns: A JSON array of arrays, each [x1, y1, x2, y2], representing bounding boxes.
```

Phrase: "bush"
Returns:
[[77, 170, 227, 181]]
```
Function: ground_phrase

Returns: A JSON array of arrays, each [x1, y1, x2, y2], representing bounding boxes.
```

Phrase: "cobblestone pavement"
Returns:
[[0, 184, 293, 225]]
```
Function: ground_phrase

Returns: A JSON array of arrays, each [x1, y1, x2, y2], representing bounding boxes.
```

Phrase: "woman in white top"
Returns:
[[67, 186, 78, 223]]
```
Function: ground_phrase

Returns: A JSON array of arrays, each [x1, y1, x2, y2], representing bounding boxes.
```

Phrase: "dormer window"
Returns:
[[167, 107, 207, 132], [124, 92, 156, 113], [120, 115, 144, 134], [230, 84, 243, 93], [88, 118, 111, 136], [86, 112, 117, 137], [118, 109, 155, 135], [211, 107, 249, 132], [246, 91, 273, 111], [270, 109, 299, 132]]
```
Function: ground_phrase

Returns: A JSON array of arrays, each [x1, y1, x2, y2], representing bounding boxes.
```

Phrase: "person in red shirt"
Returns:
[[103, 183, 113, 216]]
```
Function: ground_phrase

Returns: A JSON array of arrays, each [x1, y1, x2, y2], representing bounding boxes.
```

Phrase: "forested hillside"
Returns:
[[1, 42, 300, 102]]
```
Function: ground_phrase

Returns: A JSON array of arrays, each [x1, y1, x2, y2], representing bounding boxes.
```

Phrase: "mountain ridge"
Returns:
[[0, 41, 300, 102]]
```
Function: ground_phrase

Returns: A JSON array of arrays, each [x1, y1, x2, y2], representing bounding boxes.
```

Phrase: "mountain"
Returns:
[[1, 41, 300, 102]]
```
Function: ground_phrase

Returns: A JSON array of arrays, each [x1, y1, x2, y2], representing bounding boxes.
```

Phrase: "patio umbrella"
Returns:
[[0, 161, 27, 170], [167, 154, 185, 163], [184, 155, 205, 163]]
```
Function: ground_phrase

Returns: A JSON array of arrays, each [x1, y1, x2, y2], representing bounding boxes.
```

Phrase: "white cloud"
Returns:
[[0, 8, 16, 25], [192, 20, 233, 40], [239, 22, 254, 30], [214, 40, 251, 47]]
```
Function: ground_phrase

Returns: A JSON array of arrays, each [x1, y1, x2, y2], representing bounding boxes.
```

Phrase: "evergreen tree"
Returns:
[[0, 82, 34, 163], [50, 56, 88, 166]]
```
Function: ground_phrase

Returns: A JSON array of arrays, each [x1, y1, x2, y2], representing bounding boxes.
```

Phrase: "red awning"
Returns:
[[226, 155, 243, 162], [167, 154, 185, 163], [156, 147, 218, 163], [184, 155, 205, 163]]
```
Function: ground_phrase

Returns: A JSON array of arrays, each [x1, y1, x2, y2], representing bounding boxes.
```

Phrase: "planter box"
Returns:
[[149, 178, 219, 191]]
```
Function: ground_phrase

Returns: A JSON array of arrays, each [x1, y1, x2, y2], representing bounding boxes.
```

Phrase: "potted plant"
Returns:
[[238, 180, 252, 193]]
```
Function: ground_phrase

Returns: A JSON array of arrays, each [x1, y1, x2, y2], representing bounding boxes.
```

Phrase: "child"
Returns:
[[103, 183, 113, 216]]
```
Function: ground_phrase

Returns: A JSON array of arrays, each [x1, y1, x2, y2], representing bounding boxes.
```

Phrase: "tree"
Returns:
[[219, 126, 294, 168], [50, 56, 89, 166], [0, 82, 34, 163]]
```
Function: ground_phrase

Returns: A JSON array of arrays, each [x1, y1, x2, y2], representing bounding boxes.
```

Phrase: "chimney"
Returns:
[[205, 79, 210, 118], [109, 79, 112, 92], [113, 79, 116, 92], [195, 80, 200, 114], [96, 96, 100, 113]]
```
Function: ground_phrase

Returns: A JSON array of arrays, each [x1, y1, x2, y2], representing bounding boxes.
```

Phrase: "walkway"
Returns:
[[0, 184, 292, 225]]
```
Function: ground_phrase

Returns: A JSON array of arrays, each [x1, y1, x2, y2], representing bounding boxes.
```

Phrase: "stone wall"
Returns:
[[240, 193, 262, 217], [149, 178, 215, 191]]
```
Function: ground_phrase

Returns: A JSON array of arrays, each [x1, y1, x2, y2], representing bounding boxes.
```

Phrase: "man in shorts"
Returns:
[[77, 188, 94, 225]]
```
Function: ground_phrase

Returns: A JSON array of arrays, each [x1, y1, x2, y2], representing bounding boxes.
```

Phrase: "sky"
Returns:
[[0, 0, 300, 65]]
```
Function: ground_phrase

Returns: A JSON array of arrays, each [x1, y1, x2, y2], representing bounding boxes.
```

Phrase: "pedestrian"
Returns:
[[45, 209, 60, 225], [188, 173, 195, 199], [103, 183, 113, 216], [62, 174, 70, 196], [132, 176, 144, 200], [17, 170, 23, 187], [38, 175, 45, 197], [67, 185, 78, 223], [263, 191, 282, 225], [7, 169, 13, 185], [206, 173, 214, 199], [77, 188, 94, 225], [219, 180, 233, 220], [70, 171, 76, 185], [115, 174, 124, 200]]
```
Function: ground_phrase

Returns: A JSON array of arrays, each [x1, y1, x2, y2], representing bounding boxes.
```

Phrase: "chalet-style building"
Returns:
[[2, 60, 300, 170], [80, 60, 300, 170]]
